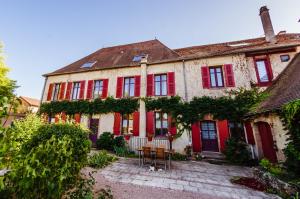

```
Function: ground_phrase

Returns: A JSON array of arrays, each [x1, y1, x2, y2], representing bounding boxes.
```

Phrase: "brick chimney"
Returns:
[[259, 6, 276, 43]]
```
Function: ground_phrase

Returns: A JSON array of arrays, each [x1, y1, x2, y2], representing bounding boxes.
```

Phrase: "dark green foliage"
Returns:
[[97, 186, 114, 199], [113, 136, 125, 148], [66, 172, 95, 199], [171, 152, 188, 161], [3, 123, 91, 199], [259, 159, 283, 176], [113, 146, 128, 157], [88, 151, 117, 169], [96, 132, 114, 151], [224, 137, 251, 165], [39, 97, 139, 115], [281, 99, 300, 178]]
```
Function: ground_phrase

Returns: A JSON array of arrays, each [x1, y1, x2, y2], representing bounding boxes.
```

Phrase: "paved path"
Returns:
[[90, 158, 278, 199]]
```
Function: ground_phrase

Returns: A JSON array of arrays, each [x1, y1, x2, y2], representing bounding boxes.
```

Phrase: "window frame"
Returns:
[[71, 82, 81, 101], [209, 66, 224, 88], [52, 83, 61, 101], [93, 80, 104, 99], [254, 57, 273, 86], [121, 113, 133, 134], [200, 121, 217, 140], [280, 54, 290, 62], [123, 77, 135, 97], [154, 74, 167, 96], [154, 111, 168, 137]]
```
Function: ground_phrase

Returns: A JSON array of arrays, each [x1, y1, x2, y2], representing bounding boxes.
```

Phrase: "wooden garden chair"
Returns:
[[154, 147, 167, 170], [142, 146, 152, 166]]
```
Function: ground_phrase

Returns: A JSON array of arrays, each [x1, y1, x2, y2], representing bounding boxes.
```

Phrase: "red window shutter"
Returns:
[[224, 64, 235, 87], [266, 57, 273, 81], [74, 113, 81, 124], [217, 120, 229, 152], [245, 122, 255, 145], [102, 79, 109, 98], [191, 122, 201, 152], [86, 80, 94, 100], [201, 66, 210, 89], [65, 82, 73, 100], [79, 80, 86, 100], [61, 112, 66, 122], [113, 113, 121, 135], [146, 111, 154, 136], [134, 76, 141, 97], [54, 114, 59, 123], [132, 112, 140, 136], [168, 115, 176, 135], [116, 77, 123, 98], [46, 83, 54, 101], [59, 82, 66, 100], [167, 72, 175, 96], [147, 74, 154, 96]]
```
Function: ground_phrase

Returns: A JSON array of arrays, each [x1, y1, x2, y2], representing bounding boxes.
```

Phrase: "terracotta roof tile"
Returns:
[[20, 96, 40, 107]]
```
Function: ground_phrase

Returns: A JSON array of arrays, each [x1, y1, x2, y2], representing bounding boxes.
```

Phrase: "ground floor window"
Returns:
[[122, 114, 133, 134], [155, 112, 168, 136], [229, 122, 245, 140]]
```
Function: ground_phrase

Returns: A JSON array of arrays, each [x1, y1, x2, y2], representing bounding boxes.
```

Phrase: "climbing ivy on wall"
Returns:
[[39, 97, 139, 115], [281, 99, 300, 177]]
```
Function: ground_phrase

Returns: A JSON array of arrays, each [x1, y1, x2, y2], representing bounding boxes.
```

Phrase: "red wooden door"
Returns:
[[257, 122, 277, 163], [201, 121, 219, 152]]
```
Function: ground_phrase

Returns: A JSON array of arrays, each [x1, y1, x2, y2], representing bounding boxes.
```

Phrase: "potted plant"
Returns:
[[147, 133, 154, 142]]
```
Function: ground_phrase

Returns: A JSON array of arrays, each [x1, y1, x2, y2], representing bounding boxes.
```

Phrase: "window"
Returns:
[[122, 114, 133, 134], [154, 74, 167, 96], [209, 66, 224, 87], [155, 112, 168, 136], [81, 61, 97, 68], [71, 82, 81, 100], [123, 77, 135, 97], [255, 59, 271, 83], [229, 122, 245, 140], [52, 83, 60, 101], [280, 54, 290, 62], [93, 80, 103, 99], [201, 121, 217, 140], [132, 55, 143, 62]]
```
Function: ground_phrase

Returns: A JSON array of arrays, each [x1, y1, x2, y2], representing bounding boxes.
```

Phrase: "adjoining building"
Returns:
[[41, 6, 300, 159]]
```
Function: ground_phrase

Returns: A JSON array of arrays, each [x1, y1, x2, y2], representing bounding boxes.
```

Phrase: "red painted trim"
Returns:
[[146, 111, 154, 136], [245, 122, 255, 145], [47, 83, 54, 101], [65, 82, 73, 100], [59, 82, 66, 100], [224, 64, 235, 87], [147, 74, 154, 96], [201, 66, 210, 89], [168, 115, 177, 135], [132, 112, 140, 136], [79, 81, 86, 100], [167, 72, 175, 96], [192, 122, 201, 152], [116, 77, 123, 98], [217, 120, 229, 152], [134, 76, 141, 97], [253, 56, 273, 87], [113, 113, 121, 135], [102, 79, 109, 98], [86, 80, 94, 100]]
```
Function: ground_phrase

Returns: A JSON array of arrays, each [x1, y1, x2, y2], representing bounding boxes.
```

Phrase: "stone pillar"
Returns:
[[139, 55, 148, 137]]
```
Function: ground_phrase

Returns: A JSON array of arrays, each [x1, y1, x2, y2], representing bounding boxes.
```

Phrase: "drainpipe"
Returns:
[[182, 60, 188, 101]]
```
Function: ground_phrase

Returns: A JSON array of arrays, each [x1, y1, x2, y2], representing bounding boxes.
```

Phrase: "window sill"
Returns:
[[153, 136, 168, 140]]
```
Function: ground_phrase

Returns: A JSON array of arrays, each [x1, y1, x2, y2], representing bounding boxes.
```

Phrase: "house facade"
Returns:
[[41, 6, 300, 158]]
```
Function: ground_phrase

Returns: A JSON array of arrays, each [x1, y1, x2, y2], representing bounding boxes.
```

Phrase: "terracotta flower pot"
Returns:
[[147, 136, 153, 142], [124, 135, 131, 141]]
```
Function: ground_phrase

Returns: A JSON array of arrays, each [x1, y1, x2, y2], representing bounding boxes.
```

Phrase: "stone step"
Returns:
[[201, 151, 226, 160]]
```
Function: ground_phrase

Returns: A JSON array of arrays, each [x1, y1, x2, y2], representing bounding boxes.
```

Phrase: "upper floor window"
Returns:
[[123, 77, 135, 97], [209, 66, 224, 88], [155, 112, 168, 136], [52, 83, 60, 101], [154, 74, 167, 96], [72, 82, 81, 100], [93, 80, 103, 99], [122, 114, 133, 134], [280, 54, 290, 62], [255, 58, 273, 85]]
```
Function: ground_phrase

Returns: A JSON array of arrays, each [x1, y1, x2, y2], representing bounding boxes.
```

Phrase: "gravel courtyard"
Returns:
[[84, 158, 278, 199]]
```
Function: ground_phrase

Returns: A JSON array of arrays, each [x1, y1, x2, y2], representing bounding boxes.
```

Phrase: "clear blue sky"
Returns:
[[0, 0, 299, 99]]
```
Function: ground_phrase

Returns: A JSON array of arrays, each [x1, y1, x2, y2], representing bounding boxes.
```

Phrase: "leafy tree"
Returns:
[[0, 43, 18, 125]]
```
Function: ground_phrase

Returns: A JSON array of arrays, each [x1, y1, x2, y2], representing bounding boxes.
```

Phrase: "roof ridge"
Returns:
[[101, 39, 158, 50]]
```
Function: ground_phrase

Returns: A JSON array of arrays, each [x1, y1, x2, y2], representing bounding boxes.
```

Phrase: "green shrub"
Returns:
[[96, 132, 114, 151], [259, 158, 283, 176], [113, 146, 128, 157], [171, 152, 187, 161], [3, 123, 91, 199], [66, 172, 95, 199], [88, 150, 117, 169], [224, 137, 251, 165], [113, 136, 125, 148], [97, 186, 113, 199]]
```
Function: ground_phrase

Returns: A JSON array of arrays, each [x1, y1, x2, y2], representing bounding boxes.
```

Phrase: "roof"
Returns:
[[255, 52, 300, 112], [174, 33, 300, 58], [44, 33, 300, 77], [45, 39, 180, 76], [20, 96, 40, 107]]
